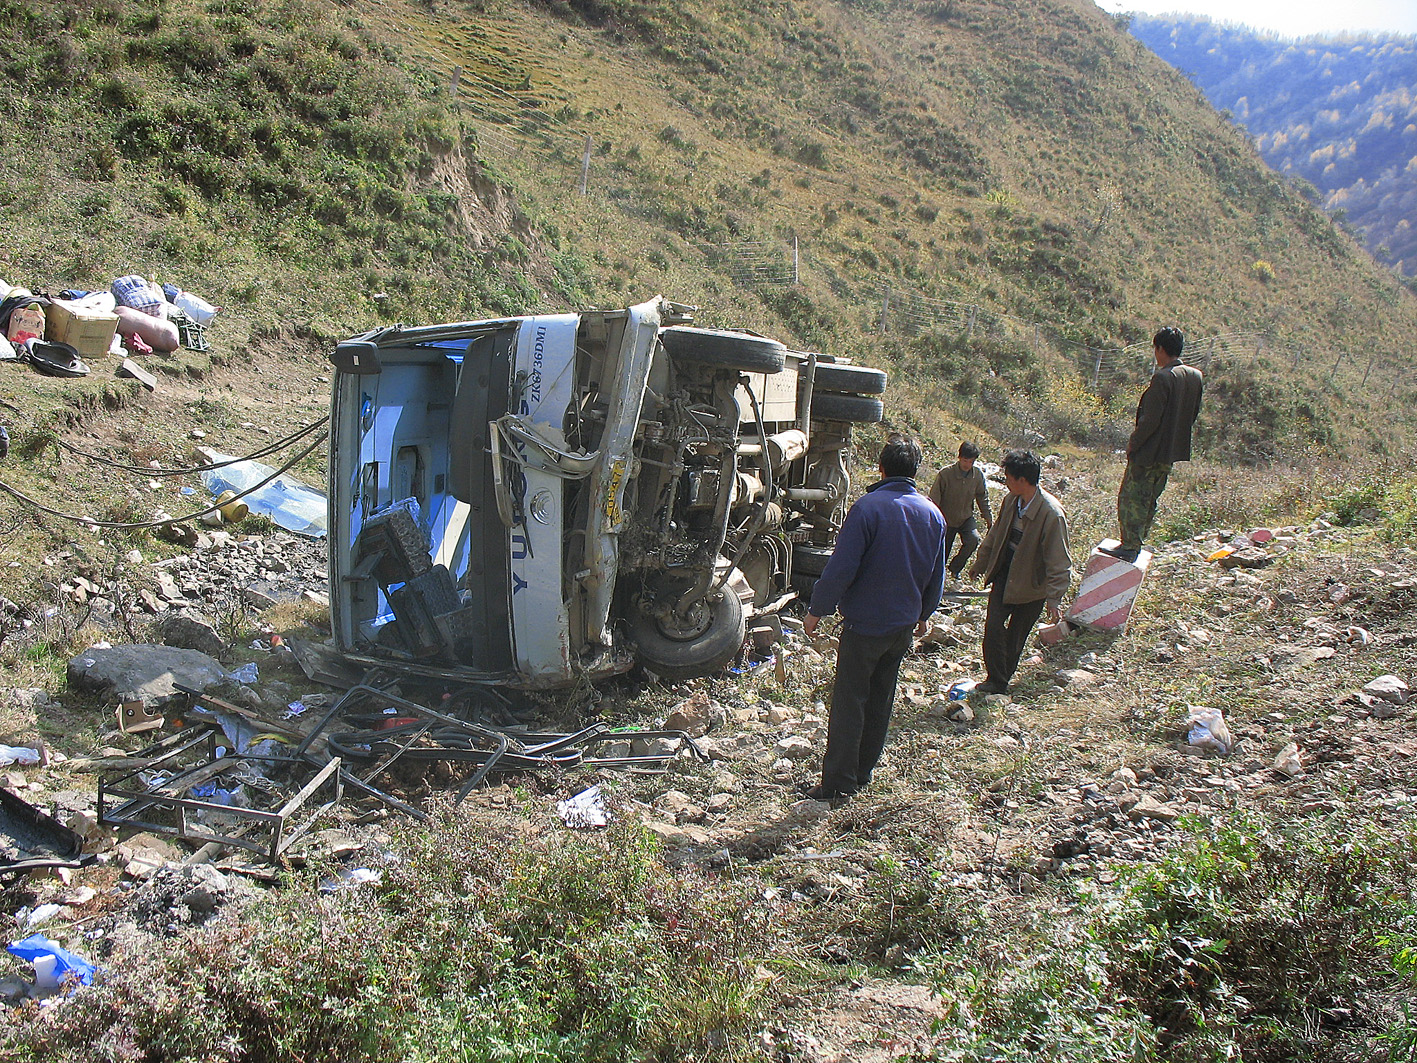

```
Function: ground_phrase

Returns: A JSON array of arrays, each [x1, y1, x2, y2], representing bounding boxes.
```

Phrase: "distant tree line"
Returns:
[[1128, 15, 1417, 280]]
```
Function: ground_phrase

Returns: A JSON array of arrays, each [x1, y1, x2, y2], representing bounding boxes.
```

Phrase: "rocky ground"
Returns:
[[0, 458, 1412, 1057], [0, 336, 1413, 1056]]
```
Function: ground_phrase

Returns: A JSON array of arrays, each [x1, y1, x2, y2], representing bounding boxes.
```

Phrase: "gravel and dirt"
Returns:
[[0, 336, 1413, 1059]]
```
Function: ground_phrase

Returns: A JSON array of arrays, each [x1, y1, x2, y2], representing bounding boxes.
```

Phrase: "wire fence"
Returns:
[[442, 53, 1407, 400], [696, 240, 798, 287], [876, 281, 1406, 394]]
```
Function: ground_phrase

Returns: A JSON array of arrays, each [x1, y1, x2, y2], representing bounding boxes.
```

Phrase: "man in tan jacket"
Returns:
[[927, 441, 993, 580], [968, 449, 1072, 694]]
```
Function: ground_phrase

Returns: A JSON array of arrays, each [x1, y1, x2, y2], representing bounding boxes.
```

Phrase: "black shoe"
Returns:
[[974, 679, 1009, 694], [1098, 545, 1140, 563], [799, 781, 854, 802]]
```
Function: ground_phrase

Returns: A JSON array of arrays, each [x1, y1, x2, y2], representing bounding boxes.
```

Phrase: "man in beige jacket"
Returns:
[[927, 441, 993, 580], [968, 449, 1071, 694]]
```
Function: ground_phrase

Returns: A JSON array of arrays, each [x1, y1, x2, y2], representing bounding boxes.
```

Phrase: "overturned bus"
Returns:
[[326, 296, 887, 688]]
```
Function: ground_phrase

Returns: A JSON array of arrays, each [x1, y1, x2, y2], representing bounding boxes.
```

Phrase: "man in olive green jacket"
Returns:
[[1104, 326, 1203, 563], [927, 441, 993, 579], [968, 449, 1072, 694]]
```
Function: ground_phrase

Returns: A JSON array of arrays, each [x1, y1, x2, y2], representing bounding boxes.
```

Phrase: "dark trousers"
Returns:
[[982, 582, 1046, 687], [821, 625, 914, 794], [944, 517, 981, 577]]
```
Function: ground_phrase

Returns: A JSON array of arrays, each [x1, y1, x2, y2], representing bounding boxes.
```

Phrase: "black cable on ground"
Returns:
[[0, 430, 326, 530], [48, 415, 330, 476]]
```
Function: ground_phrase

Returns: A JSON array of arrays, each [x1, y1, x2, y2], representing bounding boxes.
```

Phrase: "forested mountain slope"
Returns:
[[1128, 14, 1417, 278]]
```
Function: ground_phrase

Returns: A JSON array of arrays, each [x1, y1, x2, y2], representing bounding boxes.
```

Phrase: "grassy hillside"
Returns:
[[2, 5, 1417, 1059], [1, 0, 1415, 464]]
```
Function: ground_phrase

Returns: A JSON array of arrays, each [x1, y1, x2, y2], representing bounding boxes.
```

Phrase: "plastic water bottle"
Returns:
[[947, 678, 978, 700]]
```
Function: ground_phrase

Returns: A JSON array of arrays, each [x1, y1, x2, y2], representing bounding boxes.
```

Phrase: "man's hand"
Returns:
[[803, 613, 821, 638], [915, 619, 929, 638], [1045, 602, 1061, 624]]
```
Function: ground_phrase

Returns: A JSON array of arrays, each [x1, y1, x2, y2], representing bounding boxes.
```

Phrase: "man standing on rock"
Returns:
[[801, 436, 946, 801], [928, 441, 993, 582], [968, 449, 1071, 695], [1103, 326, 1203, 563]]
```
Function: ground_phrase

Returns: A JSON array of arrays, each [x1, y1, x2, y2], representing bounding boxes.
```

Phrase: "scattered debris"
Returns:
[[556, 785, 610, 829], [117, 357, 157, 392], [0, 787, 92, 874], [1186, 706, 1232, 754], [5, 933, 97, 1000]]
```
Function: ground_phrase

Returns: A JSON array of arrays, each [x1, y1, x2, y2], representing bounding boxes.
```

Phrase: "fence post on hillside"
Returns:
[[880, 289, 891, 335], [449, 66, 461, 96], [966, 305, 977, 338], [1032, 324, 1040, 352], [577, 135, 593, 196], [1362, 352, 1378, 387], [1091, 348, 1103, 390], [1293, 345, 1302, 370], [1328, 349, 1345, 380], [1388, 373, 1401, 400], [793, 236, 799, 285]]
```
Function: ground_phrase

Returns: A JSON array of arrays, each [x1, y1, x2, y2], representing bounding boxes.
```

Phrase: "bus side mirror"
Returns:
[[331, 340, 382, 375]]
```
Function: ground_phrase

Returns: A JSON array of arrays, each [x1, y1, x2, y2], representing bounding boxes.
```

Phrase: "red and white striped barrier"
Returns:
[[1065, 540, 1152, 633]]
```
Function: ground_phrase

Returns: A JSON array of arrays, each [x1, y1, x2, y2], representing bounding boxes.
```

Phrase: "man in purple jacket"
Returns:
[[801, 437, 946, 800]]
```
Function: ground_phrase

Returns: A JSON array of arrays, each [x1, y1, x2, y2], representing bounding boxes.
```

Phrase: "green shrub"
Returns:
[[1328, 482, 1385, 526], [1096, 813, 1417, 1061], [928, 929, 1160, 1062], [1, 812, 776, 1063], [922, 812, 1417, 1062]]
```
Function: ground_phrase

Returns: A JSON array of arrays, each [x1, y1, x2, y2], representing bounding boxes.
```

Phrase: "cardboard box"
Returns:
[[45, 299, 119, 358]]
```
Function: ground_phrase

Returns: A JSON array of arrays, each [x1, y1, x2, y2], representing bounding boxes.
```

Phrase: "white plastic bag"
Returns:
[[1186, 706, 1232, 754], [200, 451, 327, 537], [175, 290, 220, 326], [556, 784, 610, 829], [0, 744, 41, 767]]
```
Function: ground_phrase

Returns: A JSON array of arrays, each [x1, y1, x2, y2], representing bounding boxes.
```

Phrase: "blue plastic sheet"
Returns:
[[7, 932, 97, 989], [200, 452, 327, 538]]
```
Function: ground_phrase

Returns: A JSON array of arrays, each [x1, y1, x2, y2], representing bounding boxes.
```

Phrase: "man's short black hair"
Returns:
[[1000, 448, 1041, 486], [879, 436, 922, 478], [1153, 326, 1184, 360], [958, 441, 981, 460]]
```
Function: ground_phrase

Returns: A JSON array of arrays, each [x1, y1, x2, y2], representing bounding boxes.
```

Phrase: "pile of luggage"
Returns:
[[0, 275, 219, 378]]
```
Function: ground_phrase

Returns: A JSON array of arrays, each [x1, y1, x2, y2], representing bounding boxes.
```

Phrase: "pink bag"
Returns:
[[114, 305, 179, 352]]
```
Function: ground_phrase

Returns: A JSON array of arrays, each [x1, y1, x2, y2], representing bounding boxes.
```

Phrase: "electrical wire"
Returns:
[[48, 416, 329, 476], [0, 430, 326, 531]]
